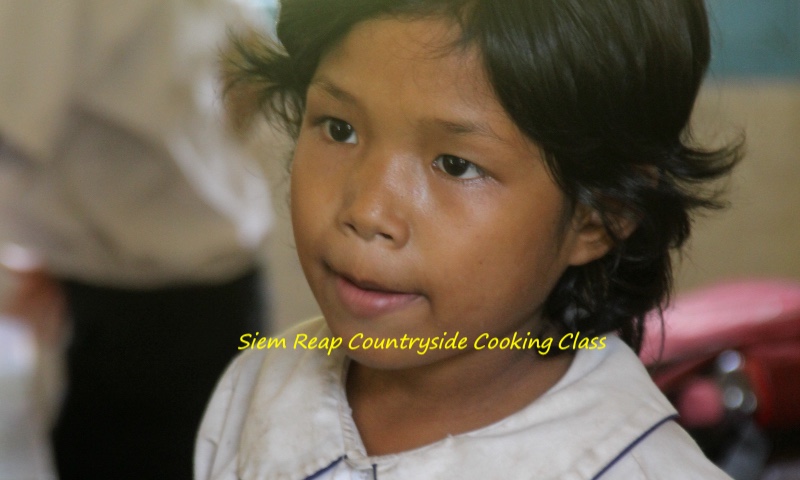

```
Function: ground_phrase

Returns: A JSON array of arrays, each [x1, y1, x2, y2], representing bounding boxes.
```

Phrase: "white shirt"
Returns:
[[0, 0, 273, 286], [195, 318, 733, 479]]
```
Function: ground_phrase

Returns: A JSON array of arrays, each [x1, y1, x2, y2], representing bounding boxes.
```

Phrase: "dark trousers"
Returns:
[[51, 268, 266, 480]]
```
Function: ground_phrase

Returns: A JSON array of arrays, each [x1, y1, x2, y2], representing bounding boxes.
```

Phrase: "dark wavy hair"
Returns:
[[227, 0, 741, 352]]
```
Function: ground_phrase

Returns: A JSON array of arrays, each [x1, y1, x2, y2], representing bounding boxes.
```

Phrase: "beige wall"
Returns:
[[255, 81, 800, 332], [676, 81, 800, 292]]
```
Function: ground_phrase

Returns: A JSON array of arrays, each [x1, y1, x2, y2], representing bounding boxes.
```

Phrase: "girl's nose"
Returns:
[[336, 150, 412, 248]]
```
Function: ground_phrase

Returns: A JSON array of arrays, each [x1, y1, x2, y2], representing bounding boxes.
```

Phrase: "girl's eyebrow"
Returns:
[[421, 118, 504, 144], [309, 75, 505, 144], [308, 76, 361, 107]]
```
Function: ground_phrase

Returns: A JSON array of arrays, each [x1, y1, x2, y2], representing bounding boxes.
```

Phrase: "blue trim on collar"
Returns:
[[304, 455, 347, 480], [592, 414, 679, 480]]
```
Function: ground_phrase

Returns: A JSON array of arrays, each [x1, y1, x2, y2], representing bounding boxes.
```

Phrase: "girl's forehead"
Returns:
[[312, 17, 502, 118], [317, 17, 476, 78]]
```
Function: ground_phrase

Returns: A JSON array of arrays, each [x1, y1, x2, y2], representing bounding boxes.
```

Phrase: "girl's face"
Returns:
[[291, 17, 606, 369]]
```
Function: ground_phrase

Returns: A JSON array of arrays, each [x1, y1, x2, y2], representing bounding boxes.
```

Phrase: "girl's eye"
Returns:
[[322, 118, 358, 144], [433, 155, 484, 180]]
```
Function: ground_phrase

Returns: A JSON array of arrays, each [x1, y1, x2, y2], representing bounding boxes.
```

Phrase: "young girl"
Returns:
[[196, 0, 740, 478]]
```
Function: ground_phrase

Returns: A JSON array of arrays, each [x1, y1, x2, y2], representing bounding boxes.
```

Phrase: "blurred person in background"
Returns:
[[0, 0, 274, 478]]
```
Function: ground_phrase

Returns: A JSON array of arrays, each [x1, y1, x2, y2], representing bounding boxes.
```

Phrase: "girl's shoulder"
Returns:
[[195, 317, 344, 480], [526, 336, 731, 479], [599, 420, 732, 479]]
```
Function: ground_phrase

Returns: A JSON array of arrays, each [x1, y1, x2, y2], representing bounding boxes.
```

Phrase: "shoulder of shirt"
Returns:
[[600, 420, 733, 479]]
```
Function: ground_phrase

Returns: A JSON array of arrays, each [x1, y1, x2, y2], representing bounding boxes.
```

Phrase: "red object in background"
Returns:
[[675, 377, 726, 427], [740, 343, 800, 429], [640, 279, 800, 431]]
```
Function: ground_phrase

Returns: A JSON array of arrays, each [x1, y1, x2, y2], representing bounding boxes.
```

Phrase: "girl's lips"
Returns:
[[334, 274, 421, 318]]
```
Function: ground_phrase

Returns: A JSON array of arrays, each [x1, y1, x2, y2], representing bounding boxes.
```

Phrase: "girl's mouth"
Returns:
[[333, 272, 421, 318]]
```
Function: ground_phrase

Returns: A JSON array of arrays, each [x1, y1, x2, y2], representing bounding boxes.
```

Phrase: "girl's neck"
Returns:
[[345, 347, 574, 456]]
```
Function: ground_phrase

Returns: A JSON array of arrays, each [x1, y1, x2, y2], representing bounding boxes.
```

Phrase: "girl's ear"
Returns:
[[566, 204, 638, 266]]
